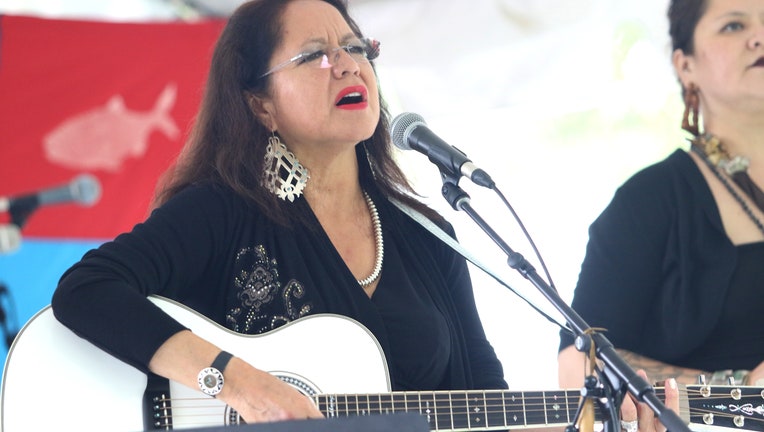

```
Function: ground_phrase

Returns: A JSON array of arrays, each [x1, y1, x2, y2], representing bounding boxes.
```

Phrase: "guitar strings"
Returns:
[[154, 389, 764, 429]]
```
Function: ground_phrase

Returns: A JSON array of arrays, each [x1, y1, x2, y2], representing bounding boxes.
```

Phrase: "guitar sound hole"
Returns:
[[274, 372, 320, 397]]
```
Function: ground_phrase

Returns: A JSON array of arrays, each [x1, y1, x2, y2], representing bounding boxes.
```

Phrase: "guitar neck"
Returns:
[[313, 388, 587, 431], [313, 384, 764, 432]]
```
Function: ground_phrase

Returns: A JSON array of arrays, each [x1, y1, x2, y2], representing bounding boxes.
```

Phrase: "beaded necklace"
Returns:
[[691, 134, 764, 237], [357, 191, 384, 287]]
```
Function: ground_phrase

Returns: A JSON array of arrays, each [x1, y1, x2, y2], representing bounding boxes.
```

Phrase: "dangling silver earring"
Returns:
[[262, 133, 309, 202]]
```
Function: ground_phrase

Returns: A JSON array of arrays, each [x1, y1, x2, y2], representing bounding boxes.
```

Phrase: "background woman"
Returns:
[[559, 0, 764, 388]]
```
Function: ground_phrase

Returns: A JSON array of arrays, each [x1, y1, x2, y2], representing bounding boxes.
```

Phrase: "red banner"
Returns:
[[0, 15, 225, 239]]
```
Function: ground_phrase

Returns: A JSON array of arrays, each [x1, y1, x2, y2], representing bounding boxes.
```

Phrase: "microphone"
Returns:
[[390, 112, 494, 188], [0, 174, 101, 228]]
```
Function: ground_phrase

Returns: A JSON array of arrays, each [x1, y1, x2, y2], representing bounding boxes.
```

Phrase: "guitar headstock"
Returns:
[[685, 384, 764, 432]]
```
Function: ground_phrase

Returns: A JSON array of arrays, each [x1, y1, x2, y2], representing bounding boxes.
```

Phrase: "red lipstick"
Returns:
[[335, 85, 368, 110]]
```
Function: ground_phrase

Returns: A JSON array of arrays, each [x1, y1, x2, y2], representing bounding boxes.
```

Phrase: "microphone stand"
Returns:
[[0, 281, 17, 349], [8, 195, 39, 228], [437, 173, 690, 432]]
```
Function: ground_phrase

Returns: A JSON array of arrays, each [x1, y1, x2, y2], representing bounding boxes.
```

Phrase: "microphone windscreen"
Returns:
[[390, 112, 426, 151], [72, 174, 101, 206], [38, 174, 102, 206]]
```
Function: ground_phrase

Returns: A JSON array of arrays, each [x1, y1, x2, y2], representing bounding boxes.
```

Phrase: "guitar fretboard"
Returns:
[[314, 389, 585, 431]]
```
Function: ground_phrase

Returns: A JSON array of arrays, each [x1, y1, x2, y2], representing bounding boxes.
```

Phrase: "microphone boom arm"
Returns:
[[438, 177, 690, 432]]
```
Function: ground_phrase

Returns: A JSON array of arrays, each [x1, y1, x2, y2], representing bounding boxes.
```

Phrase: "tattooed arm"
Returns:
[[612, 349, 707, 384], [558, 345, 708, 388]]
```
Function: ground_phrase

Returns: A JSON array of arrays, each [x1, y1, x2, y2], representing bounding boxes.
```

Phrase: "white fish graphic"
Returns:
[[43, 83, 180, 172]]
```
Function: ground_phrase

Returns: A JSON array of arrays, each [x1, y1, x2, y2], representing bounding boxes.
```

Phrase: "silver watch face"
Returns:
[[197, 367, 224, 396]]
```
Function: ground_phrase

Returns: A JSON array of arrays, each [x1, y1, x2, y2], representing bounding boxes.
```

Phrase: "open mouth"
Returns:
[[752, 57, 764, 67], [335, 86, 367, 107], [336, 91, 365, 106]]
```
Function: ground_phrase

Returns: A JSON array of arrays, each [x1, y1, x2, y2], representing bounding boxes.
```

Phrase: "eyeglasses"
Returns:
[[259, 37, 380, 79]]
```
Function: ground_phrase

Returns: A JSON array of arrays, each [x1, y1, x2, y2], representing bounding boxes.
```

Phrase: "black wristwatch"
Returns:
[[197, 350, 233, 397]]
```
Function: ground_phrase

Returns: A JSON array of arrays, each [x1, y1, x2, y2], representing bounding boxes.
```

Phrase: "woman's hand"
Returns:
[[220, 357, 324, 423], [620, 370, 679, 432], [747, 361, 764, 386], [149, 330, 324, 424]]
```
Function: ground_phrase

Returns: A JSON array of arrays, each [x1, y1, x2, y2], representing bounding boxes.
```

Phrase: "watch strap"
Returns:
[[211, 350, 233, 373]]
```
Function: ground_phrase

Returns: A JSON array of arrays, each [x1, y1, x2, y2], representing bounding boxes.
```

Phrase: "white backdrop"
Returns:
[[0, 0, 686, 391]]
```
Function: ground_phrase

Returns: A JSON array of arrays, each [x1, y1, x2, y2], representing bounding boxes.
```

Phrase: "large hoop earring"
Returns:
[[262, 133, 309, 202], [682, 83, 700, 137]]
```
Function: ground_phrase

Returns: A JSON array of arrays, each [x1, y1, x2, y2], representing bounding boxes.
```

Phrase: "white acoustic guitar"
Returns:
[[1, 296, 763, 432]]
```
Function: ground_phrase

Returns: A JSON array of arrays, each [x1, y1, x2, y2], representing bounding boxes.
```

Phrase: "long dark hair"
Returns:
[[153, 0, 441, 226], [668, 0, 709, 55]]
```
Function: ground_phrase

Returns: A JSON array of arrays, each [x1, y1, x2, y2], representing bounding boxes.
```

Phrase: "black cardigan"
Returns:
[[559, 149, 743, 366], [52, 178, 507, 391]]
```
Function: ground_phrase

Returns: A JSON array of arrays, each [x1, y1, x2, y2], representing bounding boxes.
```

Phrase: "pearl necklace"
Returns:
[[357, 191, 384, 287]]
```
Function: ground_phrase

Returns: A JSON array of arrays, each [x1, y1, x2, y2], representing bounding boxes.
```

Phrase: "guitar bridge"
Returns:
[[144, 373, 172, 430]]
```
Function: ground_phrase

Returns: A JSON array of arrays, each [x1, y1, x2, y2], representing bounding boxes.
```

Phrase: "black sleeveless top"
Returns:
[[679, 242, 764, 371], [560, 150, 764, 370]]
